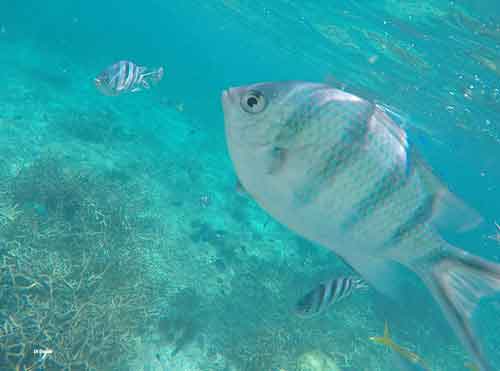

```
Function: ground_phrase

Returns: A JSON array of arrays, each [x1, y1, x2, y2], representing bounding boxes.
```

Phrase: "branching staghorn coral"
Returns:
[[0, 245, 157, 371], [0, 155, 162, 371]]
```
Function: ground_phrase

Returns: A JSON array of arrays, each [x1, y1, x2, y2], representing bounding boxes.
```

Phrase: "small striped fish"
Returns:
[[222, 81, 500, 371], [95, 60, 164, 96], [295, 276, 367, 318]]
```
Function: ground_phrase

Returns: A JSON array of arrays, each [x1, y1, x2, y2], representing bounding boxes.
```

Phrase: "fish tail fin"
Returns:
[[140, 66, 164, 84], [354, 278, 369, 290], [153, 66, 164, 83], [417, 246, 500, 371]]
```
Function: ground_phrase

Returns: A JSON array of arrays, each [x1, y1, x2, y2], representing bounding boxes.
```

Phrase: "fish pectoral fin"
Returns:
[[419, 245, 500, 371]]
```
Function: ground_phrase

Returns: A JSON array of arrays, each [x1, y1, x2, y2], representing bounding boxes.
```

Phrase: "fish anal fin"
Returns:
[[155, 66, 164, 82]]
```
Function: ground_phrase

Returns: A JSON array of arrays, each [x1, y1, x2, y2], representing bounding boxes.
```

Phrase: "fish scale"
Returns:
[[294, 103, 377, 205]]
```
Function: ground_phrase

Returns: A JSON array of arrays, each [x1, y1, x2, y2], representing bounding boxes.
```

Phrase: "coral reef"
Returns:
[[296, 350, 340, 371], [157, 288, 201, 357], [0, 155, 161, 371], [52, 109, 134, 145]]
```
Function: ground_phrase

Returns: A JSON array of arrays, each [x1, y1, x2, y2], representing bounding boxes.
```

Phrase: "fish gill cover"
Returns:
[[0, 1, 499, 371]]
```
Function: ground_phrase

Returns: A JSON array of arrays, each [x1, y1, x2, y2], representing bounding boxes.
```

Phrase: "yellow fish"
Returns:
[[370, 321, 431, 371]]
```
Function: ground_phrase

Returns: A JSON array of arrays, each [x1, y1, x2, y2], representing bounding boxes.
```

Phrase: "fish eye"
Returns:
[[240, 90, 267, 114]]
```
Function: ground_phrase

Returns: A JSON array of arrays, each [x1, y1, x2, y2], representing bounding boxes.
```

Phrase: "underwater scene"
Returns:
[[1, 1, 500, 371]]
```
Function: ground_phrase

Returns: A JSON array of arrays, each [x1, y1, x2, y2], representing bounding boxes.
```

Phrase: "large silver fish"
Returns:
[[221, 81, 500, 371], [95, 60, 164, 96]]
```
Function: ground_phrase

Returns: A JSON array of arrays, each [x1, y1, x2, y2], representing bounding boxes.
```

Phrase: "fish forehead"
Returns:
[[224, 81, 364, 115], [223, 81, 371, 149], [226, 81, 325, 99]]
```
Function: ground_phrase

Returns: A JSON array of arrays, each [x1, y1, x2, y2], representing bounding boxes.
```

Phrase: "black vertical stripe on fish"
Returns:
[[321, 279, 335, 309], [384, 194, 437, 248], [332, 277, 345, 303], [344, 277, 354, 299], [122, 61, 130, 89], [295, 104, 376, 204], [265, 147, 287, 174], [274, 87, 332, 146], [118, 61, 128, 91], [343, 155, 415, 230], [337, 276, 351, 302], [329, 278, 341, 306], [126, 61, 140, 91], [316, 282, 327, 312], [125, 61, 136, 90]]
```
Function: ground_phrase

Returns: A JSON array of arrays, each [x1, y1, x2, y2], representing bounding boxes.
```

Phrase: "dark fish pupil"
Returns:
[[247, 96, 258, 107]]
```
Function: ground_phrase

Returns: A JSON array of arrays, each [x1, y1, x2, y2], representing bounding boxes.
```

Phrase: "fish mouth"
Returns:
[[221, 88, 235, 116], [221, 88, 234, 103]]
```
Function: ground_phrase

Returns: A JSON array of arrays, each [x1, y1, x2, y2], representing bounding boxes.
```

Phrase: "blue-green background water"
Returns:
[[1, 1, 499, 371]]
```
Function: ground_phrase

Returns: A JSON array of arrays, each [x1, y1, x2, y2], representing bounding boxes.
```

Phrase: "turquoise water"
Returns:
[[1, 1, 499, 371]]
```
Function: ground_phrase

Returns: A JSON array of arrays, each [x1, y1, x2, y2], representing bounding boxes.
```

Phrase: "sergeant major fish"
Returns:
[[295, 275, 367, 318], [221, 81, 500, 371], [95, 60, 164, 96]]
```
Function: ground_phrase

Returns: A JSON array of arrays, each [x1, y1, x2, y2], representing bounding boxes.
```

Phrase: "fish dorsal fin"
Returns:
[[383, 321, 390, 340], [416, 159, 483, 233], [369, 321, 393, 346]]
